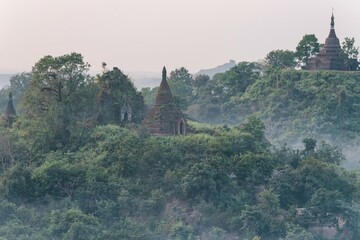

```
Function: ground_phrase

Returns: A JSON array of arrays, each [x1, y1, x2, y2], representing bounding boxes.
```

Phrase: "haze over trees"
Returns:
[[0, 31, 359, 239]]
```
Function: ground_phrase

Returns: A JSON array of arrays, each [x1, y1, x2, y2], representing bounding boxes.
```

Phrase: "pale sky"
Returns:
[[1, 0, 360, 74]]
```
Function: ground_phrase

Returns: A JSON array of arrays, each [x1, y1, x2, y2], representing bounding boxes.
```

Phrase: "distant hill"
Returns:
[[126, 61, 238, 89], [0, 74, 12, 89], [196, 60, 236, 77]]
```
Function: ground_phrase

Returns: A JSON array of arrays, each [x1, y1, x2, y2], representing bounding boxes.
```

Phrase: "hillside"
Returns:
[[185, 68, 360, 153], [0, 54, 359, 239], [138, 66, 360, 169], [239, 70, 360, 142], [0, 120, 358, 239]]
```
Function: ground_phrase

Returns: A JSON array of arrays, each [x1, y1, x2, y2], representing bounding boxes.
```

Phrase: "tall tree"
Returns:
[[21, 53, 95, 151], [218, 61, 261, 97], [192, 74, 210, 97], [169, 67, 193, 85], [341, 37, 359, 70], [193, 74, 210, 90], [265, 49, 296, 71], [342, 37, 359, 59], [96, 65, 145, 125], [9, 72, 32, 114], [168, 67, 194, 110], [295, 34, 320, 68]]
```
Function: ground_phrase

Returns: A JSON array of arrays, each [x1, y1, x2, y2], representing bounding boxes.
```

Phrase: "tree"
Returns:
[[302, 138, 316, 154], [169, 67, 193, 85], [342, 37, 359, 71], [48, 208, 100, 240], [216, 61, 261, 97], [306, 188, 343, 225], [170, 221, 196, 240], [296, 34, 320, 68], [96, 66, 145, 125], [314, 141, 345, 165], [265, 49, 296, 71], [181, 162, 218, 202], [193, 74, 209, 88], [193, 74, 210, 92], [0, 128, 16, 172], [342, 37, 359, 59], [32, 153, 85, 198], [21, 52, 95, 151], [9, 72, 32, 114], [241, 116, 266, 141], [284, 224, 315, 240], [231, 152, 275, 187], [168, 67, 194, 110], [240, 189, 283, 236]]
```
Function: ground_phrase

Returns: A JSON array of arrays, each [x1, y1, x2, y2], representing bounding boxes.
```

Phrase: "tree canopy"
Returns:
[[0, 47, 359, 239], [295, 34, 320, 68]]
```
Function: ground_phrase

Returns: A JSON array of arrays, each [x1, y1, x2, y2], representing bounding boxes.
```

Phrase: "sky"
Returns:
[[1, 0, 360, 74]]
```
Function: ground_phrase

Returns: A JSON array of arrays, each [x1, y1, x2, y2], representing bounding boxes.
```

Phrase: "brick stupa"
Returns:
[[305, 13, 346, 70], [142, 67, 187, 136]]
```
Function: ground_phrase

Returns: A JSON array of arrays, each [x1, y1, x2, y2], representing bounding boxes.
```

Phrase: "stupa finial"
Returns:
[[162, 66, 167, 81]]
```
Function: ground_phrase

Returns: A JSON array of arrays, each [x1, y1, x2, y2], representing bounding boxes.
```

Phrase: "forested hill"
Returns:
[[0, 120, 359, 239], [0, 53, 359, 239], [142, 67, 360, 145], [141, 66, 360, 168], [228, 70, 360, 144]]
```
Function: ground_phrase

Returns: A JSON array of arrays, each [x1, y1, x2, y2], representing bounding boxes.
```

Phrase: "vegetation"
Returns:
[[0, 37, 359, 239], [142, 34, 360, 148], [181, 67, 360, 146], [0, 112, 358, 239], [295, 34, 320, 68]]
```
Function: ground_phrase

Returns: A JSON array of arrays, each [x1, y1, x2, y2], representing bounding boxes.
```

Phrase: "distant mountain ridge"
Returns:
[[196, 60, 236, 77], [0, 61, 239, 91]]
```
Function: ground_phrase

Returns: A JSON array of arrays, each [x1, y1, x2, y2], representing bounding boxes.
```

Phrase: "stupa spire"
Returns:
[[2, 91, 17, 127], [155, 66, 174, 106], [162, 66, 167, 81], [331, 11, 335, 29]]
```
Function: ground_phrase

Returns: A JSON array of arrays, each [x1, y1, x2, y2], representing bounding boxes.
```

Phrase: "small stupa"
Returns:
[[2, 92, 17, 127], [142, 67, 187, 136]]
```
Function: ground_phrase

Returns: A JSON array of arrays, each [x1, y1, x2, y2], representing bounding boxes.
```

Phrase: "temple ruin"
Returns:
[[142, 67, 187, 136], [305, 13, 346, 71]]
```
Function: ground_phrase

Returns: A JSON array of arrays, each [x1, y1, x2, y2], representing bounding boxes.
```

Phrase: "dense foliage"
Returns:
[[0, 51, 359, 239], [0, 117, 358, 239], [148, 66, 360, 147]]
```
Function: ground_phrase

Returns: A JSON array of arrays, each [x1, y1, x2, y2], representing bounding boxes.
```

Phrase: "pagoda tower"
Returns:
[[305, 13, 345, 70], [142, 67, 187, 136]]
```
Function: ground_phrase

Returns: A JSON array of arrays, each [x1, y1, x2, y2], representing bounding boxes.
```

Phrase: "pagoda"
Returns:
[[2, 92, 17, 127], [142, 67, 187, 136], [305, 13, 345, 70]]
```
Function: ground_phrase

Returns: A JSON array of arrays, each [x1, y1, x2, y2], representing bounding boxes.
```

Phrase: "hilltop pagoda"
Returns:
[[142, 67, 187, 136], [305, 13, 345, 71]]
